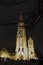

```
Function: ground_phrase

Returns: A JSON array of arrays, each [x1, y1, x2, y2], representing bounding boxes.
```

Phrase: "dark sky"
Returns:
[[0, 0, 43, 58]]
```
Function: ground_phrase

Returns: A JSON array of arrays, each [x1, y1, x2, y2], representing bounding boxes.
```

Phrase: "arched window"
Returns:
[[22, 48, 24, 52], [18, 48, 20, 52]]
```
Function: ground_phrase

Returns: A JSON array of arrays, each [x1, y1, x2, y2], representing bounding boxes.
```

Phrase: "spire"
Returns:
[[20, 11, 23, 21], [28, 36, 38, 60], [15, 12, 28, 60], [18, 12, 24, 27]]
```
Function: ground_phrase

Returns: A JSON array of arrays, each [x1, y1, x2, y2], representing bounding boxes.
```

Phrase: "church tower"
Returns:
[[15, 14, 28, 60], [28, 36, 38, 60]]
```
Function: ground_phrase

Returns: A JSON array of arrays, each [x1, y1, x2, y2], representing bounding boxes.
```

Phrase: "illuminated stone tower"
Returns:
[[28, 36, 38, 60], [15, 14, 28, 60]]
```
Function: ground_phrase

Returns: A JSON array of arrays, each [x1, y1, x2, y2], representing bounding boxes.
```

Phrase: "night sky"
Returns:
[[0, 0, 43, 58]]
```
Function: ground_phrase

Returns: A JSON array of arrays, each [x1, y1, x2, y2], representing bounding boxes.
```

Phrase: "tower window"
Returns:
[[18, 48, 20, 52], [22, 48, 24, 52]]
